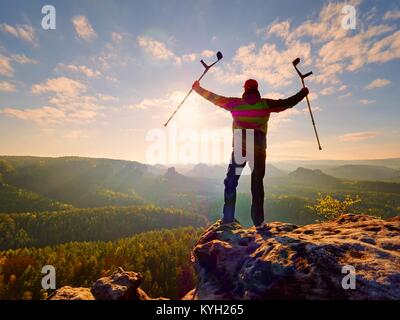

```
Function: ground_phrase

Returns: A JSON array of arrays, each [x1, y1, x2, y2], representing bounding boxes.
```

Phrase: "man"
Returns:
[[192, 79, 309, 227]]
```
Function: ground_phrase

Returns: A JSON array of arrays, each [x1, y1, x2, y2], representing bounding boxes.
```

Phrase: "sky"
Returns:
[[0, 0, 399, 164]]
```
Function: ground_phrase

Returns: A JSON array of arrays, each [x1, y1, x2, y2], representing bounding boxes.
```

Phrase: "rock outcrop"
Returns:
[[49, 268, 167, 300], [187, 214, 400, 300], [48, 286, 95, 300], [91, 268, 151, 300]]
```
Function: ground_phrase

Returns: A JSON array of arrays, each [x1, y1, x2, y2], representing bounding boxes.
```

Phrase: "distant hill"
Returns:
[[162, 167, 219, 195], [323, 165, 400, 181], [0, 156, 219, 214], [0, 156, 152, 208], [288, 167, 341, 186], [267, 164, 288, 178], [186, 163, 226, 178], [362, 158, 400, 168], [272, 158, 400, 171]]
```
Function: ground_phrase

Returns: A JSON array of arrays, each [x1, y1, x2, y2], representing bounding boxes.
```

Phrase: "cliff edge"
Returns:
[[183, 214, 400, 300]]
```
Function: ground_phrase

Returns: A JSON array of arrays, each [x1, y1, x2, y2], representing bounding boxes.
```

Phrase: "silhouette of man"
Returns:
[[193, 79, 309, 227]]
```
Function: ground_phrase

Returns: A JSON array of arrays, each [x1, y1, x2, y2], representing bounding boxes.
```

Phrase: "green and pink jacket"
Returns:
[[194, 86, 307, 134]]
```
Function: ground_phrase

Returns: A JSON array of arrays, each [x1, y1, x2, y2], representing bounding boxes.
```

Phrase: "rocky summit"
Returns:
[[50, 214, 400, 300], [184, 214, 400, 300]]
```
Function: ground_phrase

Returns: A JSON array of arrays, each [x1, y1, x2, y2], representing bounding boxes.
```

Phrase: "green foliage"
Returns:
[[0, 182, 71, 213], [267, 179, 400, 221], [78, 189, 147, 207], [0, 227, 202, 300], [307, 193, 362, 221], [0, 205, 207, 250], [210, 193, 319, 226]]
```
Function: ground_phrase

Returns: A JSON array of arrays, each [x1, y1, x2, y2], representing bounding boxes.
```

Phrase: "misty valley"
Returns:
[[0, 156, 399, 299]]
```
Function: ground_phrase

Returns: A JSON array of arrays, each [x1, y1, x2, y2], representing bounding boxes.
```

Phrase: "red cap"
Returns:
[[244, 79, 258, 91]]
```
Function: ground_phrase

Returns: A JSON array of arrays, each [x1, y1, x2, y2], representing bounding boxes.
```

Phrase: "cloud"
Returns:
[[2, 91, 104, 126], [0, 55, 14, 76], [137, 36, 181, 64], [261, 1, 360, 45], [137, 35, 213, 65], [268, 101, 322, 132], [201, 50, 215, 58], [338, 92, 352, 99], [365, 78, 391, 90], [71, 16, 97, 41], [0, 80, 16, 92], [56, 63, 101, 78], [128, 90, 202, 111], [111, 32, 123, 42], [128, 94, 177, 110], [257, 1, 399, 86], [11, 54, 38, 64], [265, 92, 284, 99], [0, 52, 38, 77], [128, 98, 166, 110], [0, 53, 37, 77], [368, 30, 400, 64], [0, 23, 37, 45], [383, 10, 400, 21], [97, 94, 119, 102], [320, 85, 347, 96], [320, 87, 336, 96], [1, 106, 66, 125], [182, 53, 197, 62], [184, 50, 218, 62], [90, 42, 133, 78], [47, 95, 103, 125], [32, 77, 87, 96], [222, 2, 390, 87], [359, 99, 376, 105], [269, 108, 303, 132], [312, 62, 343, 85], [292, 1, 362, 43], [339, 131, 381, 142], [215, 40, 312, 87], [316, 24, 394, 74], [267, 20, 291, 39]]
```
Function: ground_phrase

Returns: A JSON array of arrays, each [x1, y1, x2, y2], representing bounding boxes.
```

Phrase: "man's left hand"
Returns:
[[301, 87, 309, 96]]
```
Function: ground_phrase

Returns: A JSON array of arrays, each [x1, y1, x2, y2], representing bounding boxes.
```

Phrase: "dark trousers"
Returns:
[[223, 130, 266, 226]]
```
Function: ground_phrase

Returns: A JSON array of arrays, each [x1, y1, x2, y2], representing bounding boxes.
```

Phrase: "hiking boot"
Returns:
[[255, 222, 267, 230], [219, 218, 242, 230]]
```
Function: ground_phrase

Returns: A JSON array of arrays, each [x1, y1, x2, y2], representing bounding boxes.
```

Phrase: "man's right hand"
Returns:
[[192, 80, 200, 90]]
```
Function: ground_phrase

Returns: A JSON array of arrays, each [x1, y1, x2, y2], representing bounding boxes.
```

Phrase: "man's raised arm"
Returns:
[[264, 87, 309, 113], [192, 81, 235, 110]]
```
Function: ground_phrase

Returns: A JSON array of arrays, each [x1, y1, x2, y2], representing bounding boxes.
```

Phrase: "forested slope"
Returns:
[[0, 205, 207, 250], [0, 227, 203, 300]]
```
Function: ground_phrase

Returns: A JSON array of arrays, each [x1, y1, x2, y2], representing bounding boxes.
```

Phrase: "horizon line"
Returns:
[[1, 154, 400, 165]]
